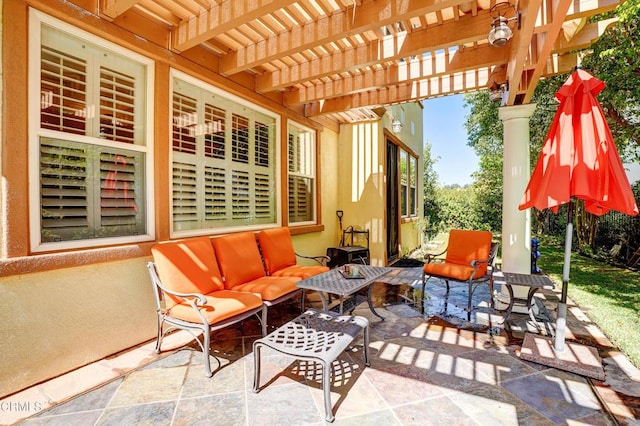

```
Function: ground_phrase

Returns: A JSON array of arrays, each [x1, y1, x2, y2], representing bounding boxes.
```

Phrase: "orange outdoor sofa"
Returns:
[[147, 228, 328, 376], [421, 229, 498, 317]]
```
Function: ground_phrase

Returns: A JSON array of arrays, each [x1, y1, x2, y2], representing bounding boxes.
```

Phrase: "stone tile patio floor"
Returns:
[[3, 277, 640, 425]]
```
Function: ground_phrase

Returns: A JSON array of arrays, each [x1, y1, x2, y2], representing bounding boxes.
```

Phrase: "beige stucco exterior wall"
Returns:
[[337, 104, 424, 265], [0, 258, 156, 397]]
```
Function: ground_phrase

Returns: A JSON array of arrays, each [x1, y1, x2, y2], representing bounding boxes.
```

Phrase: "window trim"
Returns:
[[169, 68, 282, 238], [28, 9, 155, 252], [287, 119, 318, 227]]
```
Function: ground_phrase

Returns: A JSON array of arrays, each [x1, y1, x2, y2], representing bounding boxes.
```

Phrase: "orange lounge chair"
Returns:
[[149, 236, 266, 377], [421, 229, 498, 316]]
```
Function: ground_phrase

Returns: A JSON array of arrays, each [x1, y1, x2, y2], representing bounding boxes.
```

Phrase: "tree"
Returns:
[[422, 141, 441, 236], [436, 185, 484, 230]]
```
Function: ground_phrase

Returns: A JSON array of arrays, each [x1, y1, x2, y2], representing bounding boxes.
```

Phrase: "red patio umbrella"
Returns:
[[519, 68, 638, 351]]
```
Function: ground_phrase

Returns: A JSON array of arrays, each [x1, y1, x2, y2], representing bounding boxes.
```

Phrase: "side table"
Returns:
[[500, 272, 554, 332], [252, 309, 370, 422]]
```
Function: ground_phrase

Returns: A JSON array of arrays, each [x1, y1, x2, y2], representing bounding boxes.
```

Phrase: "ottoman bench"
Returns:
[[252, 309, 370, 422]]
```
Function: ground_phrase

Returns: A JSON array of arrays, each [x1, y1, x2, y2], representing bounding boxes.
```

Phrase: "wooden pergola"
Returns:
[[99, 0, 620, 124]]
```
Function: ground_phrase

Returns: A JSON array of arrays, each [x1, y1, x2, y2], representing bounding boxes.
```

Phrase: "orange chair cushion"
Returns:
[[271, 265, 330, 279], [151, 237, 225, 308], [232, 276, 301, 301], [424, 229, 493, 279], [423, 262, 474, 281], [212, 232, 266, 289], [258, 228, 297, 274], [167, 289, 263, 324]]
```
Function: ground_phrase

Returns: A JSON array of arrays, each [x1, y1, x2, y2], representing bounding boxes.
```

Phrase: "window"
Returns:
[[171, 72, 278, 235], [399, 149, 418, 218], [29, 11, 153, 251], [409, 156, 417, 215], [400, 150, 408, 217], [288, 122, 316, 224]]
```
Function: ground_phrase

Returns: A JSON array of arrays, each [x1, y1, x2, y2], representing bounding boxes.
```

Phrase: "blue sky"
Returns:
[[423, 94, 478, 186]]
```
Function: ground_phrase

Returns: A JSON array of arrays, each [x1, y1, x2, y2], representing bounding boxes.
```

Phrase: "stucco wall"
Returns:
[[337, 104, 424, 265], [0, 257, 156, 397]]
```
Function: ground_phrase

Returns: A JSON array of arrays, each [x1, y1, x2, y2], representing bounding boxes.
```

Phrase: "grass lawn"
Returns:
[[539, 237, 640, 368]]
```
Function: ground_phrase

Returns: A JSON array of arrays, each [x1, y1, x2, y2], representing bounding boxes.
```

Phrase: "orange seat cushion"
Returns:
[[423, 262, 474, 281], [232, 276, 301, 301], [258, 228, 297, 275], [151, 237, 225, 308], [167, 289, 263, 324], [424, 229, 493, 279], [212, 232, 267, 289], [271, 265, 329, 279]]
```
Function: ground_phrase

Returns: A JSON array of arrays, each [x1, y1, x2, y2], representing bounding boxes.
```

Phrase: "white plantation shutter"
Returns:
[[171, 76, 277, 233], [204, 166, 227, 222], [40, 46, 87, 135], [255, 173, 272, 219], [288, 123, 316, 224], [99, 67, 136, 144], [172, 161, 198, 230], [40, 140, 89, 237], [40, 138, 145, 242]]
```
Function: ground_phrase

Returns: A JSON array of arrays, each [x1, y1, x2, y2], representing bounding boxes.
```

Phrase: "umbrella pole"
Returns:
[[555, 200, 574, 352]]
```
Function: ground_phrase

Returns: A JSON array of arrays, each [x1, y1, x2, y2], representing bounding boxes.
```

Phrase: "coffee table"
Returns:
[[296, 265, 390, 320]]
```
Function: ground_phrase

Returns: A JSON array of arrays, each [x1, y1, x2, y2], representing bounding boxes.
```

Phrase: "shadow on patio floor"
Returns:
[[4, 274, 640, 425]]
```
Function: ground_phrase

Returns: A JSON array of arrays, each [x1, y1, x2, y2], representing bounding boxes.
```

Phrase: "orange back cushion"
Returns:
[[446, 230, 493, 276], [151, 237, 224, 308], [258, 228, 296, 274], [212, 232, 266, 289]]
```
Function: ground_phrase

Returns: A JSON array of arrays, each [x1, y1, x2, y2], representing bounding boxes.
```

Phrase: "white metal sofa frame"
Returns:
[[147, 262, 267, 377]]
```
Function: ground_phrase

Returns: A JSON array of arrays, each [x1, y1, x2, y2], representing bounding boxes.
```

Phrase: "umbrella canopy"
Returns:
[[518, 68, 638, 352], [519, 69, 638, 217]]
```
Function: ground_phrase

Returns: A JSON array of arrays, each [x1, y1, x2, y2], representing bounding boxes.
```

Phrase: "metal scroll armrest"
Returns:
[[296, 253, 331, 266]]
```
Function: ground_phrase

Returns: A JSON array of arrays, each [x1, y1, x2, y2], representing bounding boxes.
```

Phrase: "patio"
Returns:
[[4, 276, 640, 425]]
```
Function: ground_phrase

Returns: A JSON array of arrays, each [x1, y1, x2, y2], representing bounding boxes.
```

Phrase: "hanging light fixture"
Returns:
[[392, 119, 403, 133], [488, 2, 521, 47]]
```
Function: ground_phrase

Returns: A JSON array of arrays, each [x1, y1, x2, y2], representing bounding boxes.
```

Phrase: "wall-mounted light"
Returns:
[[488, 2, 521, 47], [392, 119, 403, 133], [489, 81, 508, 103]]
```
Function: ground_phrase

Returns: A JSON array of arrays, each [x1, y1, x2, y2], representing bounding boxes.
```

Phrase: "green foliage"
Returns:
[[435, 185, 487, 231], [422, 141, 442, 236]]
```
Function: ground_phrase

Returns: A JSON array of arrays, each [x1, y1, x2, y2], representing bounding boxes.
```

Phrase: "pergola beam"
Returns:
[[521, 0, 575, 103], [285, 44, 508, 105], [101, 0, 141, 19], [305, 67, 496, 117], [221, 0, 474, 75]]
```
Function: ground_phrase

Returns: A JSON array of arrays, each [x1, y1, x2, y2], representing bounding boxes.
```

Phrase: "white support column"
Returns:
[[496, 104, 536, 311]]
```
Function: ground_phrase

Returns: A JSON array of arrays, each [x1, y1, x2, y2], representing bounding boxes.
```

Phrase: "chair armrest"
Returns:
[[425, 248, 447, 264], [469, 258, 491, 280], [296, 253, 331, 266], [147, 262, 208, 317]]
